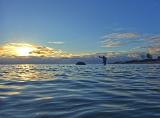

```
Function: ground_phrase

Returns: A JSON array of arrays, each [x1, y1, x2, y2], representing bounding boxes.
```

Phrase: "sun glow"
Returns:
[[0, 43, 74, 57], [16, 47, 33, 56]]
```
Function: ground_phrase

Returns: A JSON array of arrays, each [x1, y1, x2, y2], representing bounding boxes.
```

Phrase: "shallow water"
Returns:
[[0, 64, 160, 118]]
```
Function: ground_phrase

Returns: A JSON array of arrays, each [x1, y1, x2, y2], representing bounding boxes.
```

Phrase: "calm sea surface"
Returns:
[[0, 64, 160, 118]]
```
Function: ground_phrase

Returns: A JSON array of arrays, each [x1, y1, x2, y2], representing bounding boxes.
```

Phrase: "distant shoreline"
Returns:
[[113, 59, 160, 64], [0, 59, 160, 64]]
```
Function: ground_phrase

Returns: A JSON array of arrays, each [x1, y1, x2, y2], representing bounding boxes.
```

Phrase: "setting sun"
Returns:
[[0, 43, 72, 57], [16, 47, 33, 56]]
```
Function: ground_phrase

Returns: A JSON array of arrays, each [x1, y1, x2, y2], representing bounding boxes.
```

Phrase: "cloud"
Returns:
[[148, 47, 160, 55], [30, 46, 73, 57], [48, 41, 64, 44], [0, 43, 153, 64], [147, 35, 160, 47], [101, 40, 126, 48], [0, 43, 73, 58], [101, 32, 141, 48], [139, 35, 160, 55], [0, 50, 147, 64], [101, 31, 160, 56], [102, 32, 140, 39]]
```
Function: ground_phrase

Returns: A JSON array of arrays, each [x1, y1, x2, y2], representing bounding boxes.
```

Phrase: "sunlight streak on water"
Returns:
[[0, 64, 56, 81]]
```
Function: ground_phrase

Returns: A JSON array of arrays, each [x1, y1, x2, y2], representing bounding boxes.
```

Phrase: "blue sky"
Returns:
[[1, 0, 160, 54]]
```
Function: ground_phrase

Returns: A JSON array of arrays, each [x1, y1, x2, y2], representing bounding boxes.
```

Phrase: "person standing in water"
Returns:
[[99, 56, 107, 65]]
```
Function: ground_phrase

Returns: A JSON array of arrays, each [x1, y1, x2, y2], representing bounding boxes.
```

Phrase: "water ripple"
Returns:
[[0, 64, 160, 118]]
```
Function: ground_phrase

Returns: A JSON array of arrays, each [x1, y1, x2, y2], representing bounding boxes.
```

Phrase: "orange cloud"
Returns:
[[0, 43, 74, 58]]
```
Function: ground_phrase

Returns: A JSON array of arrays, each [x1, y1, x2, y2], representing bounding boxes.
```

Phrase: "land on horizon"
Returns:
[[114, 59, 160, 64]]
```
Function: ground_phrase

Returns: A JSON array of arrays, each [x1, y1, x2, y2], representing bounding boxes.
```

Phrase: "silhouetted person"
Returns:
[[99, 56, 107, 65]]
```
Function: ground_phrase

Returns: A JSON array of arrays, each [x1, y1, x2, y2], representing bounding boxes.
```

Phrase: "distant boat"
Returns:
[[76, 62, 86, 65]]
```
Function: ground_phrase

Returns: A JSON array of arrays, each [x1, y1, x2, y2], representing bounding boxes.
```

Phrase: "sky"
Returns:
[[0, 0, 160, 61]]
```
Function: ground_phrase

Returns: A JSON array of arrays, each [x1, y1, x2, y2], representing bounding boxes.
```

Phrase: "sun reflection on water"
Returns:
[[0, 64, 56, 98], [0, 85, 23, 89], [0, 64, 56, 81]]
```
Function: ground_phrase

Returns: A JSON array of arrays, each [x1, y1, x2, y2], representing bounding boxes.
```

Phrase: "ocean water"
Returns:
[[0, 64, 160, 118]]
